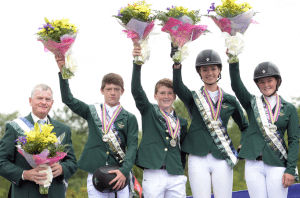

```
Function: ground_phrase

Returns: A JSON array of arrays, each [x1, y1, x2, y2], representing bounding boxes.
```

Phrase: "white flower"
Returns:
[[172, 43, 189, 63], [223, 32, 245, 56], [65, 53, 78, 74], [38, 164, 53, 188], [140, 39, 150, 62]]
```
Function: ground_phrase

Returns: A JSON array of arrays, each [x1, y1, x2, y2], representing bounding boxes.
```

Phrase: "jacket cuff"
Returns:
[[229, 62, 239, 68], [119, 167, 130, 178], [284, 168, 295, 176]]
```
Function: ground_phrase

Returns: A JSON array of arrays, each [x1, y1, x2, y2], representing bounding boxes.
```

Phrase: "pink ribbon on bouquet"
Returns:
[[38, 34, 76, 56], [161, 17, 207, 48], [210, 9, 255, 36], [17, 148, 67, 168]]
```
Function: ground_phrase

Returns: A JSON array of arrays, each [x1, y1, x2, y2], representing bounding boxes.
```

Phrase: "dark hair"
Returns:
[[101, 73, 124, 90], [154, 78, 173, 94]]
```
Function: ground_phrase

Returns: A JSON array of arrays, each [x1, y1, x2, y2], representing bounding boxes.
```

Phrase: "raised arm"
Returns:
[[229, 62, 252, 110], [173, 64, 194, 106], [131, 46, 151, 114], [56, 56, 90, 120]]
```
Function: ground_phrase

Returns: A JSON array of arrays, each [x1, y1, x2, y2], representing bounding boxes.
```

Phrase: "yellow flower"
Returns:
[[44, 17, 50, 24]]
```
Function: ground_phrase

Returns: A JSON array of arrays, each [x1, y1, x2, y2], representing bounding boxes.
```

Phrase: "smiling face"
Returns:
[[101, 84, 124, 107], [256, 76, 278, 96], [154, 85, 176, 113], [198, 65, 221, 85], [29, 88, 54, 119]]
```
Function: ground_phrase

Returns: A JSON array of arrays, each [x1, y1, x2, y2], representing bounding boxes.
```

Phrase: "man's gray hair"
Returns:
[[31, 84, 53, 99]]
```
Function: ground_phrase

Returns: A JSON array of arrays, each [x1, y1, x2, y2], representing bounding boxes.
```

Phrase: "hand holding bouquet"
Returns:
[[37, 17, 78, 79], [15, 123, 68, 194], [114, 1, 155, 65], [155, 6, 208, 63], [207, 0, 256, 63]]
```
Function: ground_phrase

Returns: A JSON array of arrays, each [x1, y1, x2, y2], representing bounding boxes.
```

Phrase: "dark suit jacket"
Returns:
[[0, 114, 77, 198]]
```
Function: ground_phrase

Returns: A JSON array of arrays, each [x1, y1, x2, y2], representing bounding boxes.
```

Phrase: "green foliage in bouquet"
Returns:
[[37, 17, 77, 43], [215, 0, 252, 18], [47, 143, 68, 157], [155, 6, 201, 25], [113, 0, 155, 25]]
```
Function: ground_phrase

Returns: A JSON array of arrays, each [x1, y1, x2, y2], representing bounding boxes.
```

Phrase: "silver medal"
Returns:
[[211, 120, 219, 128], [102, 134, 109, 142], [268, 124, 277, 132], [170, 139, 176, 147]]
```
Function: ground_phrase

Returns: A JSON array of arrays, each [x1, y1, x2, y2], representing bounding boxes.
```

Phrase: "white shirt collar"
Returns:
[[104, 103, 120, 117], [266, 95, 277, 109], [207, 89, 219, 97], [31, 112, 49, 124], [169, 110, 174, 117], [207, 89, 219, 104]]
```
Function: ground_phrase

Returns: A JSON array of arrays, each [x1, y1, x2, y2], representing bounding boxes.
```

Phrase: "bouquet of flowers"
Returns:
[[207, 0, 256, 63], [37, 17, 78, 79], [155, 6, 208, 63], [113, 1, 155, 65], [15, 123, 68, 194]]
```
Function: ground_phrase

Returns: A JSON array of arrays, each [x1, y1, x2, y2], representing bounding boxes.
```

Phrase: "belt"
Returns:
[[144, 164, 167, 170], [256, 155, 263, 161]]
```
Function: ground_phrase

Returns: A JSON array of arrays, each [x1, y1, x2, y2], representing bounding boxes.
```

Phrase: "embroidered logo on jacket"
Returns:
[[117, 122, 124, 128]]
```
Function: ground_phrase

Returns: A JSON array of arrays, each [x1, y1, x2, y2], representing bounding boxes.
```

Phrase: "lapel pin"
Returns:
[[118, 123, 124, 128], [222, 103, 228, 109]]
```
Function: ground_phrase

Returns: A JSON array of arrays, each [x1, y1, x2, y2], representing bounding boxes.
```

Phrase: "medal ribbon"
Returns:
[[159, 107, 180, 139], [263, 95, 281, 124], [203, 87, 224, 120], [101, 103, 123, 134]]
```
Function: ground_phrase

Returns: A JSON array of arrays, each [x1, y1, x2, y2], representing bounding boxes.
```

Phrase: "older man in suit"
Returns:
[[0, 84, 77, 198]]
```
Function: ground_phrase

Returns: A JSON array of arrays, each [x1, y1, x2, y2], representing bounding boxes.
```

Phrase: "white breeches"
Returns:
[[87, 173, 129, 198], [245, 160, 288, 198], [188, 153, 233, 198], [142, 169, 187, 198]]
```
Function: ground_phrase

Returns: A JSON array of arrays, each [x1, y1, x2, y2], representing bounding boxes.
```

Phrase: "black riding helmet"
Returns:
[[253, 62, 282, 96], [92, 165, 130, 193], [195, 49, 222, 85]]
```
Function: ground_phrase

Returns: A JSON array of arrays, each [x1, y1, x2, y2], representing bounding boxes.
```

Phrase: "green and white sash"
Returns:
[[192, 89, 238, 169], [9, 117, 34, 136], [89, 103, 126, 164], [251, 95, 299, 180]]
